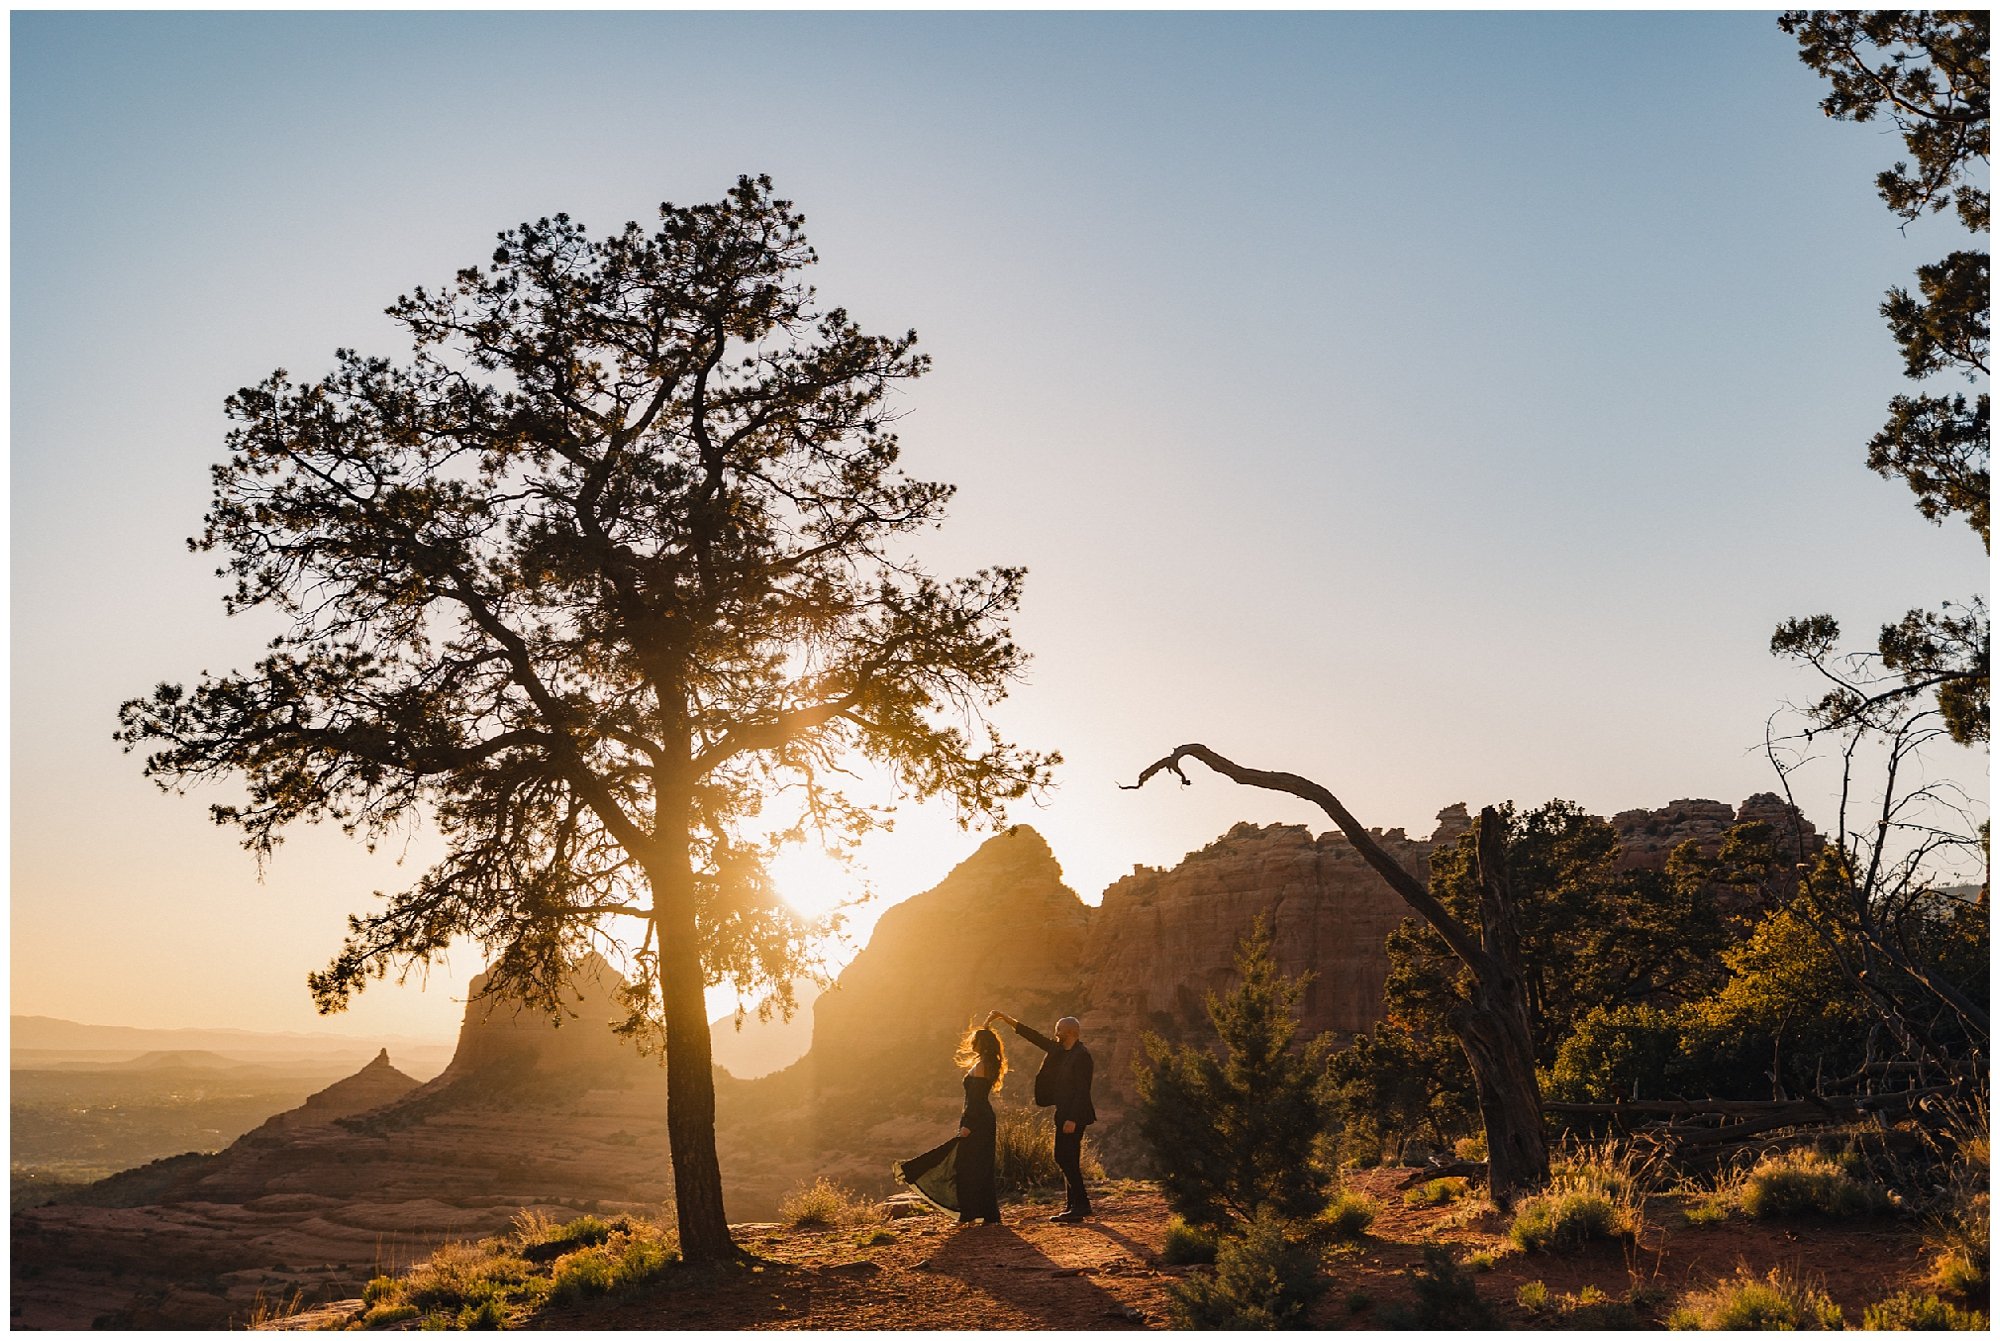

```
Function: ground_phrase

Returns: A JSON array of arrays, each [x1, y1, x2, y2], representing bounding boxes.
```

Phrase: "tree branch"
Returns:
[[1124, 743, 1489, 970]]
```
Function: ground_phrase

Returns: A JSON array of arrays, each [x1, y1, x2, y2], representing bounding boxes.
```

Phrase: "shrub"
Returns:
[[1861, 1290, 1988, 1330], [1136, 918, 1341, 1230], [1403, 1176, 1470, 1208], [1740, 1149, 1897, 1219], [403, 1241, 532, 1314], [857, 1227, 897, 1248], [778, 1177, 871, 1229], [1681, 1199, 1730, 1226], [1162, 1215, 1219, 1266], [994, 1107, 1105, 1199], [1667, 1266, 1844, 1330], [1463, 1250, 1496, 1272], [549, 1249, 617, 1302], [513, 1209, 614, 1253], [1318, 1187, 1378, 1240], [1507, 1178, 1637, 1252], [1167, 1208, 1326, 1328], [362, 1303, 419, 1328], [456, 1298, 507, 1329], [361, 1275, 400, 1308], [1515, 1280, 1549, 1312], [1924, 1116, 1989, 1300], [1381, 1244, 1494, 1329]]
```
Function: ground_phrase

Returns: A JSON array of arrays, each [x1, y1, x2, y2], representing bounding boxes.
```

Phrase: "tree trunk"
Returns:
[[652, 831, 735, 1263], [1451, 996, 1548, 1207], [1458, 806, 1549, 1207]]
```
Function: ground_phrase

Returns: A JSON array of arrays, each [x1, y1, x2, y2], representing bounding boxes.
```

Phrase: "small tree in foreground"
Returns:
[[116, 177, 1057, 1261], [1134, 915, 1338, 1231]]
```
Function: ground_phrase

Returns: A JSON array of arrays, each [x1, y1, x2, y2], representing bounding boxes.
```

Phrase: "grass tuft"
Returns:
[[1861, 1290, 1989, 1330], [1318, 1187, 1379, 1240], [1739, 1148, 1897, 1219], [778, 1177, 876, 1229], [1667, 1265, 1844, 1330], [1403, 1176, 1470, 1208], [1161, 1214, 1219, 1265], [1507, 1178, 1637, 1252]]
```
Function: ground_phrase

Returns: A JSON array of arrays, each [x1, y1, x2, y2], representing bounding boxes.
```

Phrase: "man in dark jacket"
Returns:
[[988, 1009, 1095, 1221]]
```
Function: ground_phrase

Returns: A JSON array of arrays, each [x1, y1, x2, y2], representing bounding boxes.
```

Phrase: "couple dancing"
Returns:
[[896, 1008, 1097, 1227]]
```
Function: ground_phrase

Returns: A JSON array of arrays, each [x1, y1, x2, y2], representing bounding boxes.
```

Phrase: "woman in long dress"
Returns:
[[896, 1025, 1006, 1226]]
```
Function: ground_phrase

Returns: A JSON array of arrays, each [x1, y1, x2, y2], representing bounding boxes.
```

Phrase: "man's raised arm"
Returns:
[[986, 1009, 1055, 1053]]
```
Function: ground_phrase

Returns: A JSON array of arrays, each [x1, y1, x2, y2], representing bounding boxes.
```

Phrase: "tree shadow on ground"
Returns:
[[1077, 1217, 1160, 1267], [918, 1224, 1141, 1328]]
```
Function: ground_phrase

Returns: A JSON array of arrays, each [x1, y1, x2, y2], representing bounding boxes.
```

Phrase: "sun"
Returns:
[[764, 843, 863, 922]]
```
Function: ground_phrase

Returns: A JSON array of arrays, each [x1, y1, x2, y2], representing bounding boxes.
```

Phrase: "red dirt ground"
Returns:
[[274, 1171, 1946, 1330]]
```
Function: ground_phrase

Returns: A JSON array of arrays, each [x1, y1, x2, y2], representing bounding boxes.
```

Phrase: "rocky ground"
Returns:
[[262, 1169, 1942, 1331]]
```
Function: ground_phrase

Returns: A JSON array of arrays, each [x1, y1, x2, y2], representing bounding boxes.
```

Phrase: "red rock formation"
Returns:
[[1079, 807, 1470, 1115], [809, 826, 1091, 1076], [709, 980, 821, 1080], [244, 1050, 419, 1139], [434, 951, 657, 1086]]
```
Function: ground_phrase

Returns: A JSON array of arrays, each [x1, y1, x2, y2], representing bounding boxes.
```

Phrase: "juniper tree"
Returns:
[[115, 176, 1057, 1261], [1133, 915, 1339, 1231], [1774, 10, 1989, 744]]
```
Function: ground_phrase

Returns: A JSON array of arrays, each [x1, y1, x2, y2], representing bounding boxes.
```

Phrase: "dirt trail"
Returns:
[[273, 1170, 1943, 1330]]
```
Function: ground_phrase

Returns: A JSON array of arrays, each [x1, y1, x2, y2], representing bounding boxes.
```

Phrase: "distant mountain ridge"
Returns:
[[12, 1014, 453, 1062]]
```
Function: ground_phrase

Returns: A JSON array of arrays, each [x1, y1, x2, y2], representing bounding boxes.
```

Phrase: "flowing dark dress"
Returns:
[[895, 1071, 1000, 1222]]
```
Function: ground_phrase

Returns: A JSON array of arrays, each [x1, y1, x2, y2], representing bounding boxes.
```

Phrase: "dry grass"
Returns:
[[1666, 1265, 1844, 1330], [778, 1177, 881, 1229], [1507, 1142, 1645, 1253], [1739, 1148, 1898, 1220], [344, 1212, 679, 1328]]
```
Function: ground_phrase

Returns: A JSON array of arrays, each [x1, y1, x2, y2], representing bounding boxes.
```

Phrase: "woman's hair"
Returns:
[[956, 1024, 1007, 1090]]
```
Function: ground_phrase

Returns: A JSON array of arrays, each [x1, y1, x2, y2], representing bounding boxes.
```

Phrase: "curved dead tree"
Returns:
[[1126, 744, 1551, 1204]]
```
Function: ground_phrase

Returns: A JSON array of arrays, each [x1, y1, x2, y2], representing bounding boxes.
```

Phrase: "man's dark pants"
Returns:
[[1054, 1125, 1091, 1215]]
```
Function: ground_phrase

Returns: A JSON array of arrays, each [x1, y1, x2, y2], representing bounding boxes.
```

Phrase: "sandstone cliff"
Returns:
[[244, 1049, 419, 1138], [1079, 807, 1471, 1115]]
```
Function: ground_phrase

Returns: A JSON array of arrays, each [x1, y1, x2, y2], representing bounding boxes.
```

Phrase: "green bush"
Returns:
[[1545, 1003, 1688, 1104], [403, 1242, 535, 1314], [1381, 1245, 1494, 1329], [1507, 1178, 1636, 1252], [1167, 1208, 1326, 1329], [1136, 918, 1340, 1231], [1515, 1280, 1549, 1312], [1861, 1290, 1988, 1330], [548, 1250, 616, 1302], [455, 1298, 507, 1330], [1403, 1176, 1470, 1208], [361, 1275, 400, 1307], [1318, 1188, 1378, 1240], [1667, 1266, 1844, 1330], [362, 1302, 419, 1328], [1161, 1215, 1219, 1266], [1739, 1149, 1896, 1219]]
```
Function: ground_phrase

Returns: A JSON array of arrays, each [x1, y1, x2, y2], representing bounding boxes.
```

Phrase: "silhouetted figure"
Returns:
[[989, 1009, 1095, 1222], [895, 1025, 1006, 1226]]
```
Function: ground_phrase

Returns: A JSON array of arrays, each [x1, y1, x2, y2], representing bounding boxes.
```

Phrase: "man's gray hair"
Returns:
[[1057, 1016, 1082, 1033]]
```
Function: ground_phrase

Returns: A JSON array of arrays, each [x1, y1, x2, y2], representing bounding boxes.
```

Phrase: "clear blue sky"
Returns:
[[12, 11, 1987, 1039]]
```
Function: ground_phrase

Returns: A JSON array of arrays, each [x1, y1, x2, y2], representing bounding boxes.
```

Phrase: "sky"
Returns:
[[11, 10, 1988, 1043]]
